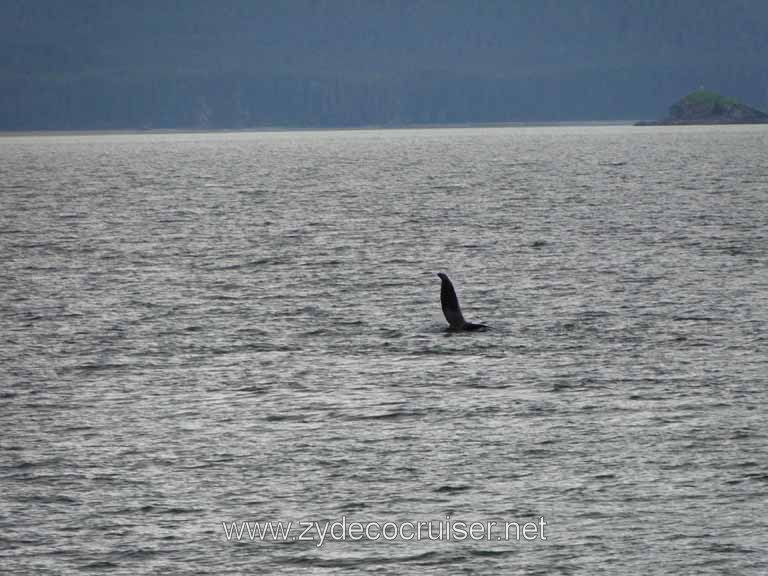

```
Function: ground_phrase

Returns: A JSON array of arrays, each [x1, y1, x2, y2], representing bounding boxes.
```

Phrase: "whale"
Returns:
[[437, 273, 488, 331]]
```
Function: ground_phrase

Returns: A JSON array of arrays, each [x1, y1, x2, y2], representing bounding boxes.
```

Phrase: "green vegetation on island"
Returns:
[[636, 89, 768, 125]]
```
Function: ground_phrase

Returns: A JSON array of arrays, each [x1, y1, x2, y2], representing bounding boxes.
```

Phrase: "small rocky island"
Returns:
[[636, 90, 768, 126]]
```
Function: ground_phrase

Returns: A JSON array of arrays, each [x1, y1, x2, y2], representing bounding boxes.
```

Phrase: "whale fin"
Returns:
[[436, 272, 487, 331]]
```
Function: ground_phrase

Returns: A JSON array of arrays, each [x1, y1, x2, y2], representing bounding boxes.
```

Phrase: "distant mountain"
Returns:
[[636, 90, 768, 125], [2, 1, 768, 130]]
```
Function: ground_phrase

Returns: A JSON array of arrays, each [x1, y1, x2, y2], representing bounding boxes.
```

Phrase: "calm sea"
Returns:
[[2, 125, 767, 574]]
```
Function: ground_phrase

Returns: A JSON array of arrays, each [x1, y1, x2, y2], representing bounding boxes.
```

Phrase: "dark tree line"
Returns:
[[2, 0, 768, 130], [3, 67, 766, 131]]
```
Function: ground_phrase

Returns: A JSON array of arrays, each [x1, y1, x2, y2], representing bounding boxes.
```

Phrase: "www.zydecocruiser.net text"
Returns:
[[222, 516, 547, 547]]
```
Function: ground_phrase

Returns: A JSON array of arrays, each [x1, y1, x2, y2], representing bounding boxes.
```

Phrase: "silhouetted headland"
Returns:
[[635, 90, 768, 126]]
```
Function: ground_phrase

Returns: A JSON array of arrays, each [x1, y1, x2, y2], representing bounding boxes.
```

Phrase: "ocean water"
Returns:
[[1, 125, 767, 574]]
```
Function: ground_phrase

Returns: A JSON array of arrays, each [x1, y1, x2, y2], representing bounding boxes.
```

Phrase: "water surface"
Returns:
[[2, 125, 767, 574]]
